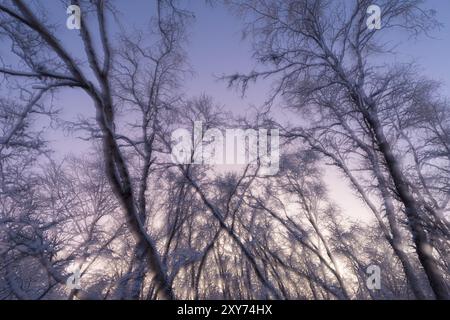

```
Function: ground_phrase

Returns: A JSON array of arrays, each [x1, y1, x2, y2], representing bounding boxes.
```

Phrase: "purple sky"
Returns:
[[5, 0, 448, 221], [37, 0, 450, 153]]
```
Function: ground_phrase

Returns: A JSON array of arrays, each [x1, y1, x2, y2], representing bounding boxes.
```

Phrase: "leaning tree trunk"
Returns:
[[96, 99, 174, 300], [366, 109, 450, 300]]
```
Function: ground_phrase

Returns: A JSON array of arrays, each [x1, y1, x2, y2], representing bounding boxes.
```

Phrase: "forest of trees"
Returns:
[[0, 0, 448, 300]]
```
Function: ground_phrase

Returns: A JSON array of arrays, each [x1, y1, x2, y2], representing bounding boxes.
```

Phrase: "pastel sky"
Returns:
[[5, 0, 448, 222]]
